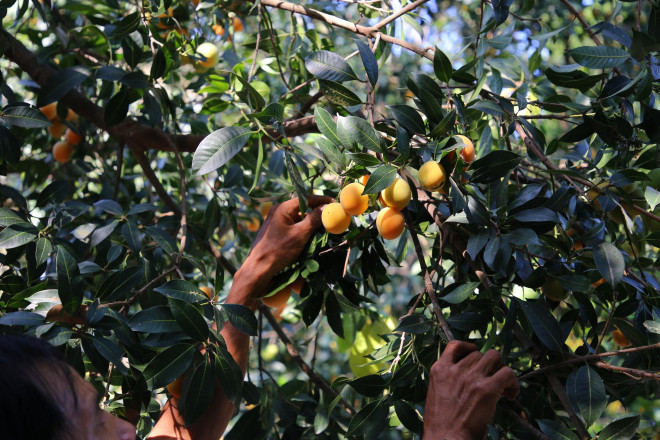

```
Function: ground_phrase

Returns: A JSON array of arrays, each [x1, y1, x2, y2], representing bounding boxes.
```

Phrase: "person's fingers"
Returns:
[[475, 349, 504, 375], [307, 195, 334, 208], [456, 350, 483, 369], [293, 204, 325, 238], [440, 340, 479, 364], [489, 366, 519, 400]]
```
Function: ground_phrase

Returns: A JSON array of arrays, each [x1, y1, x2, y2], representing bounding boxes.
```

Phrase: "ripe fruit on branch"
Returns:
[[456, 135, 475, 164], [246, 217, 260, 232], [290, 276, 305, 294], [53, 141, 73, 163], [194, 43, 219, 73], [65, 128, 83, 146], [167, 374, 184, 399], [376, 207, 405, 240], [586, 182, 609, 209], [40, 102, 58, 121], [48, 122, 66, 138], [200, 286, 216, 301], [611, 329, 630, 347], [418, 161, 446, 192], [542, 278, 568, 301], [322, 202, 351, 234], [262, 286, 292, 309], [381, 178, 411, 210], [340, 182, 369, 215]]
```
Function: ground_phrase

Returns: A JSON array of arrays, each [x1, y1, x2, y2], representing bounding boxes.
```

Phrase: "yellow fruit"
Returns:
[[360, 174, 370, 186], [194, 43, 219, 73], [340, 182, 369, 216], [232, 16, 244, 32], [167, 374, 184, 398], [53, 141, 73, 163], [612, 329, 631, 347], [48, 121, 66, 138], [458, 137, 475, 164], [322, 202, 351, 234], [542, 278, 568, 301], [290, 276, 305, 294], [246, 217, 260, 232], [40, 102, 58, 121], [348, 317, 396, 377], [381, 178, 411, 210], [586, 182, 608, 209], [376, 207, 405, 240], [259, 202, 273, 219], [64, 128, 83, 146], [200, 286, 215, 301], [418, 161, 446, 192], [262, 286, 291, 308]]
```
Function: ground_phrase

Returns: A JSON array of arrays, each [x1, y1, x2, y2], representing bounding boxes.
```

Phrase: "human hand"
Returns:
[[423, 341, 519, 440], [246, 195, 333, 281]]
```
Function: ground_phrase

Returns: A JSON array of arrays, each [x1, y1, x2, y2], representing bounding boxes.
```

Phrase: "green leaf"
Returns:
[[316, 137, 346, 172], [512, 208, 559, 223], [598, 414, 640, 440], [537, 419, 580, 440], [593, 241, 624, 286], [314, 107, 342, 148], [645, 186, 660, 210], [154, 280, 208, 303], [7, 282, 49, 308], [337, 115, 382, 152], [35, 237, 53, 265], [37, 66, 90, 107], [232, 74, 265, 111], [222, 303, 258, 336], [567, 46, 630, 69], [92, 335, 127, 374], [355, 39, 378, 87], [441, 282, 480, 304], [0, 208, 25, 226], [363, 164, 397, 194], [305, 50, 358, 82], [106, 11, 140, 39], [143, 344, 196, 389], [211, 347, 243, 404], [346, 400, 389, 436], [181, 356, 215, 426], [470, 150, 523, 183], [318, 79, 362, 106], [566, 366, 606, 426], [145, 226, 178, 255], [433, 48, 453, 82], [428, 110, 456, 138], [97, 265, 145, 300], [169, 298, 209, 341], [285, 151, 308, 217], [388, 105, 425, 134], [349, 374, 386, 397], [468, 100, 506, 116], [394, 400, 423, 436], [530, 22, 574, 41], [515, 298, 565, 351], [394, 314, 432, 334], [0, 223, 38, 249], [0, 311, 44, 327], [128, 306, 182, 333], [1, 105, 51, 128], [314, 411, 329, 435], [192, 126, 252, 175], [57, 245, 81, 314], [104, 88, 140, 127], [643, 320, 660, 334], [121, 219, 142, 253]]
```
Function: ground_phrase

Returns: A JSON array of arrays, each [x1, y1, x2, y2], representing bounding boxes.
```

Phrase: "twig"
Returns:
[[258, 303, 356, 415], [106, 266, 177, 311], [546, 372, 590, 439], [501, 405, 553, 440], [247, 2, 263, 83], [402, 209, 455, 341], [370, 0, 429, 31]]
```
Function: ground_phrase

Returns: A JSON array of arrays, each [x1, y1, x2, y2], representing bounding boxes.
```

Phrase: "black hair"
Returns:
[[0, 333, 75, 440]]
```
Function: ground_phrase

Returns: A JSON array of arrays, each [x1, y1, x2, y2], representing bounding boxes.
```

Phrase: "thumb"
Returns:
[[294, 205, 325, 239]]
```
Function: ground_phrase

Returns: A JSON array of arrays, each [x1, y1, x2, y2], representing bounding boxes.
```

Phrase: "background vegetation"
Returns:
[[0, 0, 659, 438]]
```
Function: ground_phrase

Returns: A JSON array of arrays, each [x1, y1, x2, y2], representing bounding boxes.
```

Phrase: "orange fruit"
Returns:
[[376, 207, 405, 240], [456, 135, 475, 164], [212, 24, 226, 37], [322, 202, 351, 234], [232, 16, 244, 32], [246, 217, 260, 232], [53, 141, 73, 163], [167, 374, 184, 399], [200, 286, 215, 301], [571, 241, 584, 251], [360, 174, 370, 186], [40, 102, 58, 121], [340, 182, 369, 216], [381, 178, 411, 210], [64, 128, 83, 145], [48, 121, 66, 138], [592, 278, 606, 288], [418, 161, 446, 192], [65, 108, 77, 122], [262, 286, 292, 308], [290, 276, 305, 294], [612, 329, 630, 347]]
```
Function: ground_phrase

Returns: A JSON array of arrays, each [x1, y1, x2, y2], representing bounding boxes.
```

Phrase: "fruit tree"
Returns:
[[0, 0, 659, 438]]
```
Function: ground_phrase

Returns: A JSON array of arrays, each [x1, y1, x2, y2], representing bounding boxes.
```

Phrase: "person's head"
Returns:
[[0, 333, 135, 440]]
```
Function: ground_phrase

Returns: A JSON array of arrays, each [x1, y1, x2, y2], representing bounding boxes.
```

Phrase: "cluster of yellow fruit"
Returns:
[[40, 102, 82, 163], [418, 135, 475, 193], [322, 176, 412, 240]]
